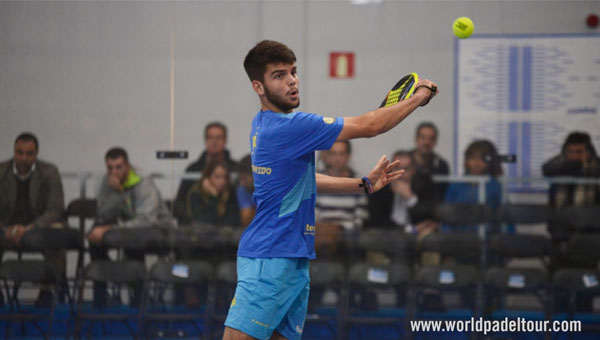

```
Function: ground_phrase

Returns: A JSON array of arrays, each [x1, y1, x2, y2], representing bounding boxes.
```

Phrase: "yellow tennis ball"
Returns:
[[453, 17, 474, 39]]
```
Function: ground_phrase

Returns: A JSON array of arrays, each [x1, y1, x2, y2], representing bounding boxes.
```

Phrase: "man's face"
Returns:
[[394, 155, 415, 182], [565, 143, 588, 164], [13, 140, 38, 175], [205, 126, 227, 156], [326, 142, 351, 172], [258, 62, 299, 113], [416, 126, 437, 155], [106, 156, 130, 184]]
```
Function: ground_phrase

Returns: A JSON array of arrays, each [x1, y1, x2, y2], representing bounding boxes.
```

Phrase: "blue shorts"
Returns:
[[224, 257, 310, 340]]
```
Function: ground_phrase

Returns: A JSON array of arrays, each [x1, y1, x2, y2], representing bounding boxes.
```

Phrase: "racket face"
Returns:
[[380, 72, 419, 108]]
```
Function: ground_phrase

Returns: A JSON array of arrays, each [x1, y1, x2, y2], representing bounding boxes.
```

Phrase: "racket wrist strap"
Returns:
[[414, 85, 437, 107], [360, 176, 373, 194]]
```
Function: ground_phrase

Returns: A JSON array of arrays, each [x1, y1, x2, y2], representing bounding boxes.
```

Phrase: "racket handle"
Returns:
[[415, 85, 437, 106]]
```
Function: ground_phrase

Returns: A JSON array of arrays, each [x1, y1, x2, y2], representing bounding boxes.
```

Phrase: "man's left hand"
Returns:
[[7, 224, 32, 245], [88, 225, 113, 244], [367, 155, 405, 193]]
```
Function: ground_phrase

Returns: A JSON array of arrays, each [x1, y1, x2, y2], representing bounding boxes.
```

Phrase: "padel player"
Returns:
[[223, 40, 437, 340]]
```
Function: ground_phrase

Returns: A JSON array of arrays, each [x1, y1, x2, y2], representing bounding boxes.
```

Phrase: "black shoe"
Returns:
[[34, 290, 55, 308]]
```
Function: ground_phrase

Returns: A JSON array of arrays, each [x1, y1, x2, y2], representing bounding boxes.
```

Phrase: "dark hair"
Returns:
[[392, 149, 414, 169], [562, 131, 597, 158], [392, 149, 412, 161], [15, 132, 39, 151], [415, 122, 439, 140], [333, 140, 352, 154], [244, 40, 296, 82], [237, 154, 252, 175], [204, 121, 227, 140], [464, 140, 502, 177], [105, 147, 129, 163]]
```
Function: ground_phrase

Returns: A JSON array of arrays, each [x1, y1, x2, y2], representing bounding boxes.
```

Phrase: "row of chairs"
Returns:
[[2, 226, 599, 339], [2, 200, 599, 339], [0, 226, 238, 339]]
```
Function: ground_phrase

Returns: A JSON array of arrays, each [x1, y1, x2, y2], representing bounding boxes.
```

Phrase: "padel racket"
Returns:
[[379, 72, 437, 108]]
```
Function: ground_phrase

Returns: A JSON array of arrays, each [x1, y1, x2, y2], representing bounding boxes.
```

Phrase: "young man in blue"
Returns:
[[223, 40, 438, 340]]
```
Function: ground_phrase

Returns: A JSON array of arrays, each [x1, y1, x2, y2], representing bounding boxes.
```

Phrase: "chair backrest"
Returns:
[[420, 233, 482, 258], [559, 206, 600, 231], [85, 260, 146, 283], [20, 227, 84, 251], [0, 259, 57, 283], [310, 260, 346, 287], [416, 265, 478, 290], [66, 198, 97, 219], [356, 229, 414, 261], [489, 234, 551, 258], [498, 204, 554, 224], [102, 227, 166, 251], [149, 260, 214, 284], [485, 267, 548, 291], [563, 234, 600, 263], [348, 262, 411, 288], [167, 225, 223, 251], [435, 203, 494, 226], [216, 260, 237, 284], [553, 269, 600, 294]]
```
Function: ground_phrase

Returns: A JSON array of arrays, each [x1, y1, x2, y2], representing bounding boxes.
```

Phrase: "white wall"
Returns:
[[1, 0, 599, 202]]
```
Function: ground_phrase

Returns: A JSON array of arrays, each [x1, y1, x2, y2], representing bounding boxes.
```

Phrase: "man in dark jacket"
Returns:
[[368, 150, 436, 233], [174, 122, 237, 224], [409, 122, 450, 201], [543, 131, 600, 209], [0, 132, 65, 306]]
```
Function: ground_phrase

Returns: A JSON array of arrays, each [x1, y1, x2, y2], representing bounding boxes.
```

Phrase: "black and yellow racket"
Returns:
[[379, 72, 437, 108]]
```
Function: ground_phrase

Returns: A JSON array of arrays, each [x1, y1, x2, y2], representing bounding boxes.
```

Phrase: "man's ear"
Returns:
[[252, 80, 264, 96]]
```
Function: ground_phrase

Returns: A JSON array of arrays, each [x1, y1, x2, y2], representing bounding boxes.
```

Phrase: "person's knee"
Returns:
[[222, 326, 258, 340], [269, 331, 288, 340]]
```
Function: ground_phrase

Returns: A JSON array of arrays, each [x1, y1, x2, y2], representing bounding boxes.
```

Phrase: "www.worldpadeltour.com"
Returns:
[[410, 317, 582, 334]]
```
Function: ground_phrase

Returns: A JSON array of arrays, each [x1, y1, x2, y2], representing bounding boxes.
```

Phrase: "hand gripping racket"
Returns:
[[379, 72, 437, 108]]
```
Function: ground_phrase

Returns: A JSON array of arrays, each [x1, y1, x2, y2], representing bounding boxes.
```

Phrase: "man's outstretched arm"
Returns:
[[316, 156, 404, 194], [337, 79, 438, 141]]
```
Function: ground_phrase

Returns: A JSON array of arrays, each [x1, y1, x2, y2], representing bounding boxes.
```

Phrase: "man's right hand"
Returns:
[[413, 78, 438, 106], [107, 175, 123, 192], [391, 180, 414, 199], [88, 225, 112, 244]]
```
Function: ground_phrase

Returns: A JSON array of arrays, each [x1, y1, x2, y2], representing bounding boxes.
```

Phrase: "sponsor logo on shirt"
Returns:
[[323, 117, 334, 124], [252, 164, 272, 175], [304, 224, 315, 235]]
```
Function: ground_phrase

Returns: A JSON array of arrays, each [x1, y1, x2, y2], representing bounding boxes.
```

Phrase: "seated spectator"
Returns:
[[410, 122, 450, 201], [182, 159, 239, 307], [174, 122, 237, 224], [186, 159, 240, 227], [543, 132, 600, 312], [236, 154, 255, 227], [368, 150, 436, 234], [88, 147, 174, 307], [543, 131, 600, 211], [0, 132, 66, 307], [444, 140, 512, 234], [315, 141, 368, 258]]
